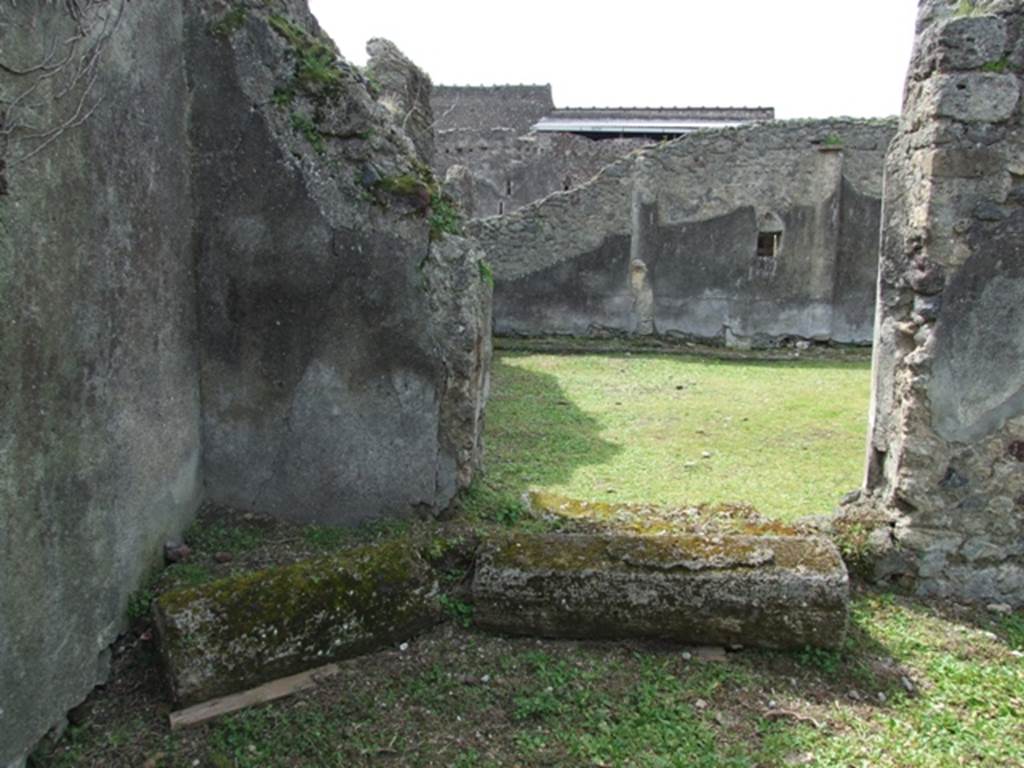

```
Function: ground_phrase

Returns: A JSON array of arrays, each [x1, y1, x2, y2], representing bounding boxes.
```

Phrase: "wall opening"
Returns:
[[754, 212, 785, 275], [756, 231, 781, 258]]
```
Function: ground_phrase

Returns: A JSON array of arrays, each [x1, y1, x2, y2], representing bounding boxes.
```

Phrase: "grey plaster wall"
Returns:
[[435, 127, 650, 218], [863, 0, 1024, 605], [185, 2, 490, 524], [0, 2, 201, 763], [430, 88, 775, 221], [1, 2, 491, 761], [433, 84, 555, 136], [470, 119, 897, 346]]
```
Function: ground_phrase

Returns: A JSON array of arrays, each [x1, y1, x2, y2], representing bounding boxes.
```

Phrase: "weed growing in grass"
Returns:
[[997, 612, 1024, 649], [164, 562, 214, 590], [303, 524, 349, 550], [797, 645, 842, 676], [126, 585, 155, 622], [439, 594, 474, 627], [451, 749, 484, 768], [184, 519, 265, 554]]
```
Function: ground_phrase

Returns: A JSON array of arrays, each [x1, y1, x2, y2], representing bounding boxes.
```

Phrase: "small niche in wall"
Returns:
[[498, 201, 504, 215], [757, 231, 781, 258], [754, 212, 784, 275], [506, 179, 513, 196]]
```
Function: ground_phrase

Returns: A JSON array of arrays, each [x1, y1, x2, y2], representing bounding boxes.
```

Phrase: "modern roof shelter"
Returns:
[[533, 107, 775, 138]]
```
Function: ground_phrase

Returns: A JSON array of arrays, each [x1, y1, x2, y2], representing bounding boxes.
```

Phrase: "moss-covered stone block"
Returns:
[[154, 540, 441, 705], [472, 533, 849, 650]]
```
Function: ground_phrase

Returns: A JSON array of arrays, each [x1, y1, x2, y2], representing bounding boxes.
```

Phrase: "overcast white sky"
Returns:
[[309, 0, 921, 120]]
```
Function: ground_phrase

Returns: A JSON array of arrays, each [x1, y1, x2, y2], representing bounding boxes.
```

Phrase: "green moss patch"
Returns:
[[485, 531, 842, 577], [154, 539, 441, 705], [209, 4, 247, 38], [527, 491, 804, 538], [268, 13, 347, 104], [368, 164, 463, 239]]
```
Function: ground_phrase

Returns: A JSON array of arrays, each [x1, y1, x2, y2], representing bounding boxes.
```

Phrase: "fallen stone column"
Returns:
[[472, 533, 849, 650], [154, 540, 440, 706]]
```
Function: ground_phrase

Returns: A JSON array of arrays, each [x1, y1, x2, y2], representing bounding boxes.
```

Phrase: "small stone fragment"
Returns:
[[694, 646, 729, 662], [986, 602, 1013, 615], [213, 552, 233, 564], [164, 542, 192, 564]]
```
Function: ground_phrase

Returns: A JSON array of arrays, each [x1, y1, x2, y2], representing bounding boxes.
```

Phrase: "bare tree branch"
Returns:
[[0, 0, 125, 175]]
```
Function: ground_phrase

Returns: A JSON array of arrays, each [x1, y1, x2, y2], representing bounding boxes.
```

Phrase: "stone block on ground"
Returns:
[[472, 533, 849, 650], [154, 540, 440, 706]]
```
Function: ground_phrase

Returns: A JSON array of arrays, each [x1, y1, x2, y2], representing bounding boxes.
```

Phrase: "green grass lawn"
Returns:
[[32, 350, 1024, 768], [465, 351, 872, 523], [40, 586, 1024, 768]]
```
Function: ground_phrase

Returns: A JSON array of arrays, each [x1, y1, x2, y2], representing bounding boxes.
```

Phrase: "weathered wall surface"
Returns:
[[435, 126, 649, 218], [0, 2, 201, 763], [470, 119, 896, 346], [433, 84, 555, 136], [186, 2, 490, 524], [862, 0, 1024, 604], [430, 88, 772, 220], [1, 2, 491, 761], [431, 85, 648, 218]]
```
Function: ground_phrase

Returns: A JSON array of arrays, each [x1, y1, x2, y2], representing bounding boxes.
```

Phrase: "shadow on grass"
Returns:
[[459, 356, 622, 526]]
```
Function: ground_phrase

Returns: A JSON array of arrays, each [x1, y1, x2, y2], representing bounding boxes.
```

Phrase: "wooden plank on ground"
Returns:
[[169, 663, 340, 730]]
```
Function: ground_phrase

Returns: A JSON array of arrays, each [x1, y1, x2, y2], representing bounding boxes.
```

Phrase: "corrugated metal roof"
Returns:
[[532, 117, 751, 135]]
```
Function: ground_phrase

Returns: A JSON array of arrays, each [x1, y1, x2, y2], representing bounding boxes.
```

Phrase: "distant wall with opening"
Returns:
[[468, 119, 897, 347]]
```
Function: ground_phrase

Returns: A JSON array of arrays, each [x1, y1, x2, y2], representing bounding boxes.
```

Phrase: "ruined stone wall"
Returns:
[[430, 85, 650, 219], [469, 119, 896, 346], [433, 84, 555, 136], [186, 1, 489, 524], [0, 3, 201, 763], [862, 0, 1024, 604], [1, 2, 491, 761], [435, 127, 650, 218], [430, 88, 775, 220]]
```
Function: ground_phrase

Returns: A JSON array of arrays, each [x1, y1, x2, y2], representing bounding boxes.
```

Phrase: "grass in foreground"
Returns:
[[38, 589, 1024, 767], [32, 349, 1023, 766], [463, 352, 871, 523]]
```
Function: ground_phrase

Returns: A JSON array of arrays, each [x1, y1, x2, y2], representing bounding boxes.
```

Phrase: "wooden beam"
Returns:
[[169, 663, 340, 730]]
